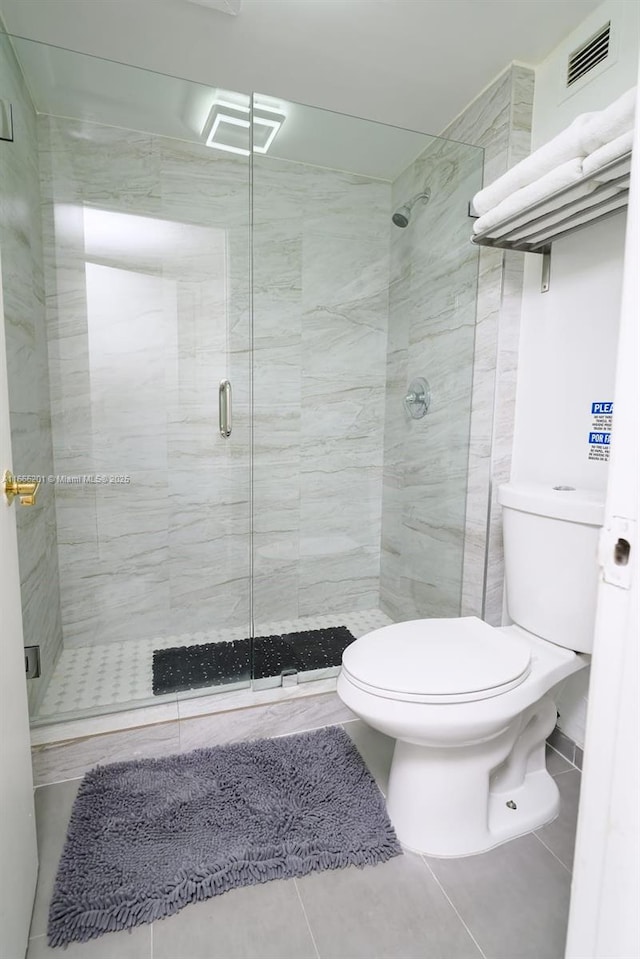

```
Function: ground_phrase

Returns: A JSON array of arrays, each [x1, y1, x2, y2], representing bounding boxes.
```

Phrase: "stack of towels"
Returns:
[[472, 86, 636, 236]]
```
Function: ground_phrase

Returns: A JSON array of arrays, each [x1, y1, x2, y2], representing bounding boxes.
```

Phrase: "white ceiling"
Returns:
[[7, 35, 441, 180], [0, 0, 603, 136]]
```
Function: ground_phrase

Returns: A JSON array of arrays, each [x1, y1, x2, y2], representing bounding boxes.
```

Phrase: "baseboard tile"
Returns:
[[31, 692, 354, 786], [547, 725, 583, 770]]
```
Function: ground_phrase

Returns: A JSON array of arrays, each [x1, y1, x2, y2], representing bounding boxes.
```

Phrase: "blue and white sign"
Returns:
[[588, 401, 613, 462]]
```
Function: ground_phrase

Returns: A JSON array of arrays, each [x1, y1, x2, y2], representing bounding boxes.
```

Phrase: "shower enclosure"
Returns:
[[0, 32, 484, 727]]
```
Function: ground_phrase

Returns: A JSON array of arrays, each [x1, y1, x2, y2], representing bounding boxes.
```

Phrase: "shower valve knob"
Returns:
[[403, 377, 431, 419]]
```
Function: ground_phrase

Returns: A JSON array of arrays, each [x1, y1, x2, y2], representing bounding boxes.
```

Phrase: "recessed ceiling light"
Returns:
[[203, 99, 285, 156]]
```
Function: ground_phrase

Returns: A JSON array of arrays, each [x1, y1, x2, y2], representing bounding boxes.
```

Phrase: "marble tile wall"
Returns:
[[252, 157, 389, 622], [38, 116, 252, 647], [442, 64, 535, 624], [29, 74, 529, 674], [379, 135, 484, 620], [380, 63, 534, 626], [0, 35, 63, 714], [39, 117, 390, 648]]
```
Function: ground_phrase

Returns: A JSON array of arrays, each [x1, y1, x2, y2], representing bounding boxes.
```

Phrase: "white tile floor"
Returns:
[[34, 609, 392, 722]]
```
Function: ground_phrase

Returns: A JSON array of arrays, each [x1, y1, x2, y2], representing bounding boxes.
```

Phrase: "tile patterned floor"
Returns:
[[34, 609, 392, 722], [27, 718, 581, 959]]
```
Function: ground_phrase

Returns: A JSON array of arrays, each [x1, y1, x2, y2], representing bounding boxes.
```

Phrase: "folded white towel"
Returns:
[[582, 87, 636, 154], [499, 183, 628, 244], [583, 128, 634, 179], [471, 113, 596, 216], [473, 158, 587, 235]]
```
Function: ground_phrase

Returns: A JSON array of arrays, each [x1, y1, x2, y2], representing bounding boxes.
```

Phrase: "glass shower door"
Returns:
[[248, 95, 429, 687], [0, 34, 253, 723], [249, 93, 483, 688]]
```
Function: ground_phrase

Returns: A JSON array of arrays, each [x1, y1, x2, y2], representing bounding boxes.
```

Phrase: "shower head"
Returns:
[[392, 189, 431, 228]]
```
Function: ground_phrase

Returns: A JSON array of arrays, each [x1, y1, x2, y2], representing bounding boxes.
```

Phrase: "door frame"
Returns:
[[0, 248, 39, 959], [564, 75, 639, 959]]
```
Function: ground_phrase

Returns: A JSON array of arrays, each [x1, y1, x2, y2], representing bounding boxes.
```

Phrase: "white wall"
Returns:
[[532, 0, 639, 147], [512, 215, 626, 491], [510, 0, 639, 745]]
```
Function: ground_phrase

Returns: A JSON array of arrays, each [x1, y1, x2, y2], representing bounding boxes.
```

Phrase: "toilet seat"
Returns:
[[342, 617, 532, 704]]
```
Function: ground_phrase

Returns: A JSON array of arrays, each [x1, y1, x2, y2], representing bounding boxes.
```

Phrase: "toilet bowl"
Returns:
[[338, 482, 603, 857], [338, 618, 587, 856]]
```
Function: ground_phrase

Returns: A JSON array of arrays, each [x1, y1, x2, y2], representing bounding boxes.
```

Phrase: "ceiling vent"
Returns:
[[567, 22, 611, 87]]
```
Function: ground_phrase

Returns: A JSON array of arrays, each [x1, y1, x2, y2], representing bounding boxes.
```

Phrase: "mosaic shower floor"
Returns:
[[33, 608, 392, 723]]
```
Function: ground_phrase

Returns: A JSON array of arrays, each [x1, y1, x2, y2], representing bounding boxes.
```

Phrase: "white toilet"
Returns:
[[337, 482, 604, 857]]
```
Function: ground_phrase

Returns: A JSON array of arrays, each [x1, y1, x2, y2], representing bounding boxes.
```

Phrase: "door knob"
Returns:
[[2, 470, 39, 506]]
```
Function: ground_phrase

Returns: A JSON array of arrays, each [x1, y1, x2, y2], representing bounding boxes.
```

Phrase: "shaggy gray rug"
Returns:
[[48, 725, 401, 947]]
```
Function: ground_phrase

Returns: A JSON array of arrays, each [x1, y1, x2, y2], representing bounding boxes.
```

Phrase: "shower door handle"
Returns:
[[219, 379, 232, 438]]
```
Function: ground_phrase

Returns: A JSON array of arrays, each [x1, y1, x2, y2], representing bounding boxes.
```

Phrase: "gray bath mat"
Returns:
[[48, 726, 401, 948]]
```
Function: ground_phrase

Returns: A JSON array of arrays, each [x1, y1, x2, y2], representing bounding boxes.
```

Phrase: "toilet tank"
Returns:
[[498, 483, 605, 653]]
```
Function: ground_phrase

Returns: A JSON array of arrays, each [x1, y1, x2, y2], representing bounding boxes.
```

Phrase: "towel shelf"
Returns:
[[469, 151, 631, 289]]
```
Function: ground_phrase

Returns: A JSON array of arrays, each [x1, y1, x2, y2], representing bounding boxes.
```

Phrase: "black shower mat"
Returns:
[[152, 626, 356, 695]]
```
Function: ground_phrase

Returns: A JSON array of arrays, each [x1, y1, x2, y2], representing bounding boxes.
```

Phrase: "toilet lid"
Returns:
[[341, 617, 532, 703]]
